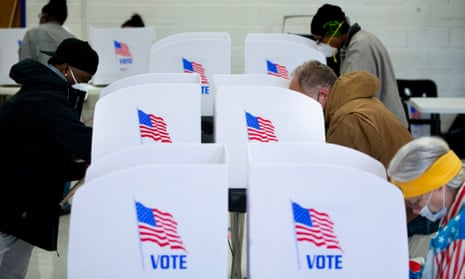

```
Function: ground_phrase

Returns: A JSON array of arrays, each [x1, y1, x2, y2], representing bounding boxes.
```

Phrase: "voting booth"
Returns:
[[0, 28, 25, 85], [99, 72, 201, 99], [215, 85, 325, 279], [149, 32, 231, 116], [244, 33, 326, 79], [247, 142, 387, 179], [91, 83, 201, 162], [247, 161, 408, 278], [214, 85, 325, 188], [68, 144, 229, 279], [88, 26, 155, 85]]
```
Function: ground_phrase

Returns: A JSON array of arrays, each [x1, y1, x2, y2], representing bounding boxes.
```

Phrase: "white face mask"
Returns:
[[419, 191, 447, 222], [69, 67, 89, 100], [317, 43, 337, 58]]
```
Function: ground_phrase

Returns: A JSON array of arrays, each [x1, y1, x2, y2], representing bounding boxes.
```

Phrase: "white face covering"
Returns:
[[68, 67, 89, 100], [419, 190, 447, 222], [317, 43, 337, 58]]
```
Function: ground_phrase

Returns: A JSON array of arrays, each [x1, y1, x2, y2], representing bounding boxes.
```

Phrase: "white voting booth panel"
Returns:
[[244, 33, 326, 79], [85, 143, 226, 182], [149, 32, 231, 116], [214, 85, 325, 188], [99, 72, 200, 99], [89, 27, 155, 85], [213, 74, 290, 88], [92, 83, 201, 162], [68, 144, 228, 279], [247, 163, 408, 279], [0, 28, 25, 85], [247, 142, 386, 179]]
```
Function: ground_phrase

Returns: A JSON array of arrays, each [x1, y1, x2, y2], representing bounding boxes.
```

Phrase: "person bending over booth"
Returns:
[[388, 136, 465, 279], [310, 3, 408, 128], [0, 38, 98, 279]]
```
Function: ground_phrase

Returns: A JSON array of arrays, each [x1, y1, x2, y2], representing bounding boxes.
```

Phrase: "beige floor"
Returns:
[[25, 215, 69, 279]]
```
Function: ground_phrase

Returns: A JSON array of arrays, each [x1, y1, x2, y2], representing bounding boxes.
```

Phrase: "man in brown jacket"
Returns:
[[324, 70, 413, 168], [290, 60, 412, 168]]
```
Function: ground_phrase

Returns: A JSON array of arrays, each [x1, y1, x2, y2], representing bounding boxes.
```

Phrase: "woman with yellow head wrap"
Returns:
[[388, 136, 465, 279]]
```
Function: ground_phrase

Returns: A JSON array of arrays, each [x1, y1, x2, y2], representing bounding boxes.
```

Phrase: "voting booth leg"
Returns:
[[230, 212, 245, 279], [229, 188, 247, 279]]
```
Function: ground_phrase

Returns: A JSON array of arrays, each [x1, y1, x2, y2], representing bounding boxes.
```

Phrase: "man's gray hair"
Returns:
[[292, 60, 337, 96]]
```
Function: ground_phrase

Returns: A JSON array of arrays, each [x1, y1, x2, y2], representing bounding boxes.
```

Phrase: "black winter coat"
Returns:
[[0, 59, 92, 251]]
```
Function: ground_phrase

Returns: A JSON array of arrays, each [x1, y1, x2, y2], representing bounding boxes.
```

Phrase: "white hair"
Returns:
[[387, 136, 465, 189]]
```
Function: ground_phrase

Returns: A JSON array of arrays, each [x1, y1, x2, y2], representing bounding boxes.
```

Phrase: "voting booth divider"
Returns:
[[99, 72, 201, 99], [246, 147, 409, 278], [149, 32, 231, 116], [88, 26, 156, 85], [68, 144, 229, 279], [0, 28, 26, 85], [91, 83, 201, 162], [214, 85, 325, 189], [244, 33, 326, 79], [214, 85, 325, 278]]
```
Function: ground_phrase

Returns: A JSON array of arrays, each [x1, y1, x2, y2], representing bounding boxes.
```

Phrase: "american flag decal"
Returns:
[[114, 40, 132, 57], [292, 202, 343, 252], [135, 201, 187, 253], [182, 57, 209, 85], [245, 111, 278, 142], [137, 109, 172, 143], [267, 60, 289, 79]]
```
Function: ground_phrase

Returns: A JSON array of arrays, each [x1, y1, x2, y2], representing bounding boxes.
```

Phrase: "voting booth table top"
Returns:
[[0, 28, 25, 85], [91, 83, 201, 162], [68, 144, 228, 279], [214, 85, 325, 189], [244, 33, 326, 79], [88, 26, 155, 85], [149, 32, 231, 116], [85, 144, 225, 182], [247, 144, 408, 278], [247, 142, 387, 179]]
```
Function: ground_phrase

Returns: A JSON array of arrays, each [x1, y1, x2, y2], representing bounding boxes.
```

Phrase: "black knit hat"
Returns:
[[311, 4, 350, 37], [42, 0, 68, 24], [122, 13, 145, 28], [41, 38, 99, 75]]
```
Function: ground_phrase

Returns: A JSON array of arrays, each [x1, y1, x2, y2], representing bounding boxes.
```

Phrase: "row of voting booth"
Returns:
[[66, 73, 409, 278], [0, 27, 326, 116], [0, 27, 409, 278]]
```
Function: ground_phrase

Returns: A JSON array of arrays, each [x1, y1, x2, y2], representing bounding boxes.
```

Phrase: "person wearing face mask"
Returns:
[[0, 38, 98, 279], [19, 0, 74, 65], [311, 3, 408, 129], [388, 136, 465, 279]]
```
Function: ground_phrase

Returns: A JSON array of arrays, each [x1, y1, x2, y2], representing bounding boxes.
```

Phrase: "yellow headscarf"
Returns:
[[391, 150, 462, 198]]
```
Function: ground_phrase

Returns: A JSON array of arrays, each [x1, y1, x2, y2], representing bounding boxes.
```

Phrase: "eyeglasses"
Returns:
[[313, 35, 324, 45], [69, 66, 93, 83], [312, 21, 345, 46]]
